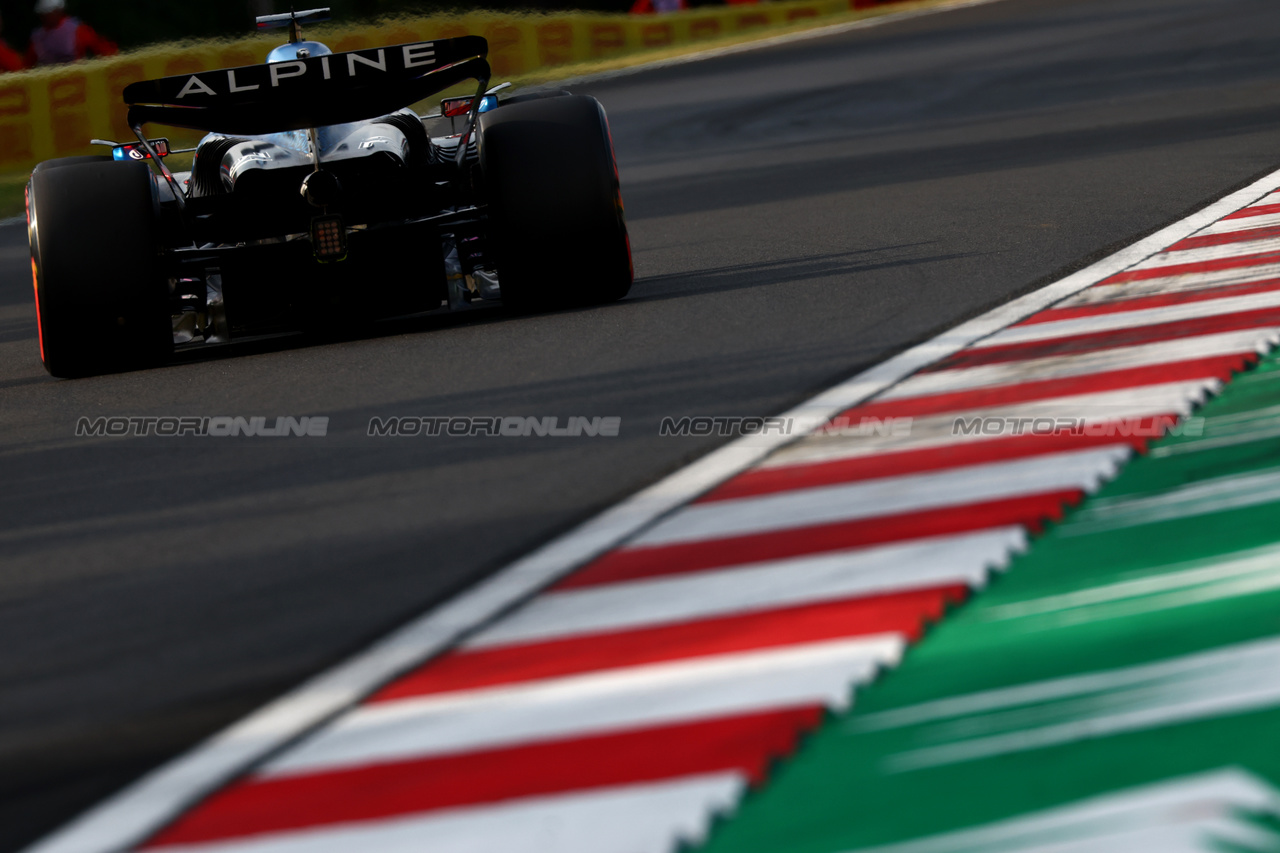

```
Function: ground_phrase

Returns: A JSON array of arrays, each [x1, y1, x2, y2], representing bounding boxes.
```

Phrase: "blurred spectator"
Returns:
[[26, 0, 116, 66], [630, 0, 687, 12], [0, 14, 25, 72]]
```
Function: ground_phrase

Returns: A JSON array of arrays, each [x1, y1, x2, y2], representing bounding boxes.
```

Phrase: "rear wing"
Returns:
[[122, 36, 489, 136], [254, 7, 332, 32]]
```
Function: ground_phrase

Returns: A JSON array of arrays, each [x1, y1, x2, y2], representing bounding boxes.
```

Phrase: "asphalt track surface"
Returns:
[[3, 0, 1280, 848]]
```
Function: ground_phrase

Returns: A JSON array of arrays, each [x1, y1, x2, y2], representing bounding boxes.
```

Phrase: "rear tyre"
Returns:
[[501, 89, 572, 106], [31, 154, 111, 174], [28, 160, 171, 378], [479, 94, 632, 311]]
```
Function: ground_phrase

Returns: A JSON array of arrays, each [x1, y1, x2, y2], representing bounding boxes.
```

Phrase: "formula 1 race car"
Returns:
[[27, 8, 632, 377]]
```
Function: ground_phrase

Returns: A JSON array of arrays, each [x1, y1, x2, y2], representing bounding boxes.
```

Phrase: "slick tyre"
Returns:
[[28, 160, 171, 378], [479, 94, 632, 311], [31, 154, 111, 174]]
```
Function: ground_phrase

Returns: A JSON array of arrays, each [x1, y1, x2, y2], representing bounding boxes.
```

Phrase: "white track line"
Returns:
[[26, 73, 1280, 853], [1247, 190, 1280, 206]]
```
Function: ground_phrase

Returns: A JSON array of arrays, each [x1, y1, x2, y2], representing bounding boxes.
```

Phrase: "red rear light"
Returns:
[[311, 215, 347, 261], [112, 138, 170, 161], [441, 97, 473, 118]]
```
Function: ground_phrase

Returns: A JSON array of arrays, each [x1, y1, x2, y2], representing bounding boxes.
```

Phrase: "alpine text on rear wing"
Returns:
[[123, 36, 490, 136]]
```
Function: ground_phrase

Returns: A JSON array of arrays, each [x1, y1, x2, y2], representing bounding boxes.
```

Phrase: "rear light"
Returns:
[[440, 94, 498, 117], [112, 138, 170, 161], [311, 215, 347, 261]]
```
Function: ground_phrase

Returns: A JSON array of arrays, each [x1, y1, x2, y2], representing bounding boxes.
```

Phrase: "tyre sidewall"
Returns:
[[29, 160, 169, 377], [480, 95, 632, 311]]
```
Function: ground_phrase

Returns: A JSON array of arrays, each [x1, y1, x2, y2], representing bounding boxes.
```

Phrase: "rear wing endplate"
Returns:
[[123, 36, 489, 136]]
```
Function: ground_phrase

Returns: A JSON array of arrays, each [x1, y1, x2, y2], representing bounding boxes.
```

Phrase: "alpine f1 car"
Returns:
[[27, 8, 632, 378]]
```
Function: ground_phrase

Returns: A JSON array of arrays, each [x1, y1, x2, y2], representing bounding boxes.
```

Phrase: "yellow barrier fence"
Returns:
[[0, 0, 899, 173]]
